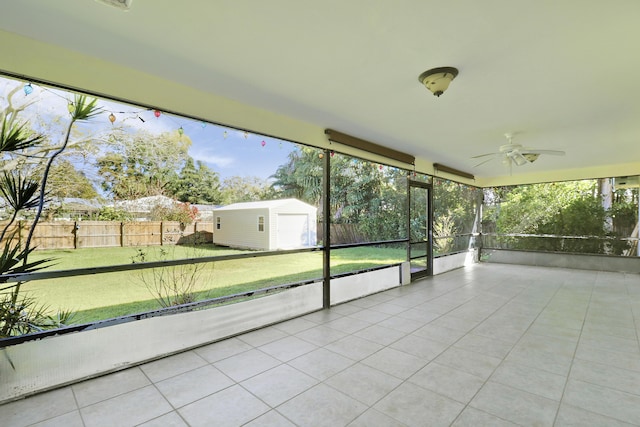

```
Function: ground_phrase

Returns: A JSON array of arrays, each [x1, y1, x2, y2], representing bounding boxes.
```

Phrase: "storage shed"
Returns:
[[212, 198, 317, 250]]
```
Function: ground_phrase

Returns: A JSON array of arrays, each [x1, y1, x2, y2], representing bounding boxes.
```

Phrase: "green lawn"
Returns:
[[22, 244, 406, 324]]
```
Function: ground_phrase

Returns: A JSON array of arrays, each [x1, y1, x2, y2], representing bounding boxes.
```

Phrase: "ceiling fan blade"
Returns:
[[523, 149, 565, 156], [471, 152, 500, 159], [473, 157, 497, 167]]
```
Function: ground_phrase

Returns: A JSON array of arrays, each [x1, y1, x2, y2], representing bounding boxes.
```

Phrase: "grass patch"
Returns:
[[22, 244, 406, 324]]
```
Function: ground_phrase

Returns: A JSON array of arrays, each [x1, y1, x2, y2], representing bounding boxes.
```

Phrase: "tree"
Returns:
[[219, 175, 274, 204], [171, 157, 221, 204], [46, 159, 98, 199], [482, 180, 628, 254], [271, 146, 323, 207], [0, 92, 100, 337], [271, 147, 408, 242], [96, 131, 190, 199]]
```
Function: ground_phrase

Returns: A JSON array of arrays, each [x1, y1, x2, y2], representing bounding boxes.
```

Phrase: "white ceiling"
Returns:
[[1, 0, 640, 185]]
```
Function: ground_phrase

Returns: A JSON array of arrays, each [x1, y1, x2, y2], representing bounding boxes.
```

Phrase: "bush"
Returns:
[[149, 202, 198, 224], [96, 206, 133, 221]]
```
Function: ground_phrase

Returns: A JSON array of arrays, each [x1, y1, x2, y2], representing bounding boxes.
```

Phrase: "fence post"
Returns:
[[120, 222, 125, 247], [160, 221, 164, 246], [194, 222, 198, 244], [73, 221, 78, 249], [18, 220, 24, 248]]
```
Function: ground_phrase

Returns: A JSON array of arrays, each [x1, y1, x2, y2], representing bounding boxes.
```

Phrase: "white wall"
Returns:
[[0, 283, 323, 403], [330, 266, 401, 305], [212, 208, 270, 250]]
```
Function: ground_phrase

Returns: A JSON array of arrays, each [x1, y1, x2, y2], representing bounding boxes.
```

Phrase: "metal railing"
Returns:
[[481, 233, 639, 256]]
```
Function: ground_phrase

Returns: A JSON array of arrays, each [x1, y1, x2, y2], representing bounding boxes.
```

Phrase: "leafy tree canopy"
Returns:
[[96, 130, 190, 199], [220, 175, 274, 205], [170, 157, 222, 204]]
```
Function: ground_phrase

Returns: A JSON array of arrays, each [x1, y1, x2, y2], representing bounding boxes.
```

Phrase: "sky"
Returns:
[[0, 76, 297, 187]]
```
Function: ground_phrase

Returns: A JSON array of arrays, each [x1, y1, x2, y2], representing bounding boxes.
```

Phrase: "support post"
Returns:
[[322, 148, 331, 309]]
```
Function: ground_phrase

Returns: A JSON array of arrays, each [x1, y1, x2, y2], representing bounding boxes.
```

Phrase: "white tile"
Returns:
[[434, 347, 501, 380], [579, 333, 640, 354], [428, 315, 478, 333], [515, 331, 578, 358], [80, 385, 172, 427], [490, 360, 566, 401], [347, 308, 392, 323], [272, 317, 318, 334], [451, 407, 519, 427], [302, 309, 344, 324], [470, 381, 558, 426], [330, 302, 364, 316], [213, 349, 281, 382], [369, 302, 408, 316], [574, 345, 640, 373], [324, 335, 384, 361], [238, 326, 289, 347], [137, 411, 188, 427], [179, 385, 269, 427], [295, 325, 347, 346], [140, 351, 207, 383], [258, 335, 317, 362], [29, 410, 84, 427], [243, 410, 297, 426], [277, 383, 367, 427], [394, 307, 441, 323], [347, 408, 407, 427], [390, 334, 449, 362], [555, 403, 636, 427], [325, 363, 403, 406], [353, 324, 406, 346], [570, 358, 640, 396], [155, 364, 234, 408], [563, 378, 640, 425], [288, 347, 354, 380], [471, 322, 526, 346], [241, 364, 317, 407], [412, 323, 467, 345], [581, 323, 638, 340], [361, 347, 426, 380], [527, 322, 582, 340], [324, 316, 371, 334], [0, 387, 77, 427], [72, 367, 149, 407], [505, 345, 573, 376], [374, 382, 464, 427], [409, 362, 485, 404], [194, 337, 253, 363], [376, 315, 425, 333], [453, 333, 513, 359]]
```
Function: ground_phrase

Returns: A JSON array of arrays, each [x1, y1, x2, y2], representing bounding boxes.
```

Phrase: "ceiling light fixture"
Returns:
[[95, 0, 133, 10], [418, 67, 459, 97]]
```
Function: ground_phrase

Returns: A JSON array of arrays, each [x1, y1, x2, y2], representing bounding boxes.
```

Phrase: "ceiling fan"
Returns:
[[472, 133, 565, 168]]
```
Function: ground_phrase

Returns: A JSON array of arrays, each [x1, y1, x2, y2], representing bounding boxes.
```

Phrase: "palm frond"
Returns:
[[71, 94, 102, 122], [0, 244, 53, 277], [0, 116, 45, 152], [0, 171, 40, 211]]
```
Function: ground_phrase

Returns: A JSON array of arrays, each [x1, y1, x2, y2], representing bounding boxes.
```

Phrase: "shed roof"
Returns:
[[214, 198, 316, 211]]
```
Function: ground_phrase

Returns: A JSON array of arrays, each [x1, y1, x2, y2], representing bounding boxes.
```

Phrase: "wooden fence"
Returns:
[[317, 223, 368, 244], [1, 221, 363, 250], [0, 221, 214, 250]]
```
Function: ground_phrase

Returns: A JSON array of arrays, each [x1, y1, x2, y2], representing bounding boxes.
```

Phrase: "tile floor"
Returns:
[[2, 263, 640, 426]]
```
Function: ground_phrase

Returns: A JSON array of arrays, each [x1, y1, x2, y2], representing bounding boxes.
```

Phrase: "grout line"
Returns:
[[550, 270, 596, 426]]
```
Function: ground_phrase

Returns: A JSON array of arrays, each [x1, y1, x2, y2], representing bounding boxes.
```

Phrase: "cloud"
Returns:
[[191, 148, 235, 168]]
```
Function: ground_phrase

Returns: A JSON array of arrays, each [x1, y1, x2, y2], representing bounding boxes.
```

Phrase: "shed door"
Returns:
[[277, 214, 309, 248]]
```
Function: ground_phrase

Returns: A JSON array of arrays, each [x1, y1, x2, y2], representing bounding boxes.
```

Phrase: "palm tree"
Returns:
[[0, 93, 100, 338]]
